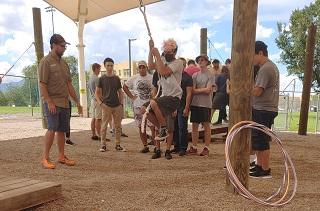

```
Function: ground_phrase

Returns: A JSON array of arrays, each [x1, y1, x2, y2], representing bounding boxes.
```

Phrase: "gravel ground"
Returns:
[[0, 116, 320, 210]]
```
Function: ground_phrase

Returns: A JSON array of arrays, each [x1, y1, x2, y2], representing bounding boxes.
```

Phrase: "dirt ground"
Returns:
[[0, 116, 320, 210]]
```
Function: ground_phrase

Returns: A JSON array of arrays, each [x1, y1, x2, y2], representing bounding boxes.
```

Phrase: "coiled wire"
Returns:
[[225, 121, 297, 206]]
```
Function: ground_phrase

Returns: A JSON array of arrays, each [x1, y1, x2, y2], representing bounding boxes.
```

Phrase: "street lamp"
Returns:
[[45, 6, 56, 35], [128, 38, 137, 77]]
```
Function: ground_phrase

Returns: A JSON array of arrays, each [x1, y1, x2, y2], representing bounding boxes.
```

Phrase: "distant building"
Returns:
[[99, 60, 138, 81]]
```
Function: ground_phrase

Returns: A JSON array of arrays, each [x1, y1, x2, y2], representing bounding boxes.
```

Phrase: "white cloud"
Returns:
[[256, 21, 274, 39]]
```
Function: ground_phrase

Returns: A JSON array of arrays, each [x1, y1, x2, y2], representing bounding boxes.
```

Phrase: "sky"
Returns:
[[0, 0, 316, 93]]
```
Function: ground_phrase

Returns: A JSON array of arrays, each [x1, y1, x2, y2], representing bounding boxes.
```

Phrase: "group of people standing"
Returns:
[[39, 34, 279, 179]]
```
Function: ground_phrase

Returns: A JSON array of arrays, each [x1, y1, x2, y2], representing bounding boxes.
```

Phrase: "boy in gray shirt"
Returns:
[[250, 41, 279, 179], [187, 54, 214, 156]]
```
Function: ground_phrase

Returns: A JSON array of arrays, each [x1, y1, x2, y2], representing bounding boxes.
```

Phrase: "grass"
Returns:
[[1, 106, 319, 133]]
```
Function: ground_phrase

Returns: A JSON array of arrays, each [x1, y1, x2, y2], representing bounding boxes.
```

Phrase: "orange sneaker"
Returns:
[[42, 159, 56, 169], [58, 156, 75, 166]]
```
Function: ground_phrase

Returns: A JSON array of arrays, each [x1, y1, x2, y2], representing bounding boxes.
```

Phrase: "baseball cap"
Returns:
[[195, 54, 210, 64], [50, 34, 70, 45], [137, 60, 148, 67]]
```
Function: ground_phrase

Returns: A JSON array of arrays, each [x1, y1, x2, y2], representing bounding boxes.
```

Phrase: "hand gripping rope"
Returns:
[[225, 121, 297, 206], [139, 0, 161, 133]]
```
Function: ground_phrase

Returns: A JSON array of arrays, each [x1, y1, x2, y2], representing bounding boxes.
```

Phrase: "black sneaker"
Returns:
[[140, 146, 150, 153], [152, 149, 161, 159], [155, 127, 169, 141], [165, 150, 172, 160], [250, 164, 261, 173], [65, 139, 74, 145], [91, 135, 99, 140], [178, 150, 186, 156], [250, 161, 256, 169], [249, 167, 272, 179], [99, 145, 107, 152], [121, 132, 128, 137], [115, 145, 127, 152]]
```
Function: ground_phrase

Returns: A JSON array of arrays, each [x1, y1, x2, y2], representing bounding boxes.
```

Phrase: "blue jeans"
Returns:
[[173, 107, 188, 151]]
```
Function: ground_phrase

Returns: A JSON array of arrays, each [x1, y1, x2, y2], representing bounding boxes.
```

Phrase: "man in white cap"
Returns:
[[123, 60, 154, 153], [38, 34, 82, 169], [141, 38, 183, 159]]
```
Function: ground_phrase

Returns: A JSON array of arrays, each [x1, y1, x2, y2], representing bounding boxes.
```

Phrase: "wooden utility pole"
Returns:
[[298, 23, 317, 135], [226, 0, 258, 192], [200, 28, 207, 55], [32, 7, 47, 129]]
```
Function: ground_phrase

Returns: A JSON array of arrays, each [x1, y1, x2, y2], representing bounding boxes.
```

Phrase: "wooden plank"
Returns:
[[0, 177, 22, 185], [0, 179, 42, 193], [0, 181, 61, 211], [0, 179, 31, 188]]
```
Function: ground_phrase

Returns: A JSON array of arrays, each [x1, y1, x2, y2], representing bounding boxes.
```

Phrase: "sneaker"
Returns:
[[91, 135, 99, 140], [154, 127, 169, 141], [121, 132, 128, 137], [165, 150, 172, 160], [140, 146, 150, 153], [42, 159, 55, 169], [249, 167, 272, 179], [100, 145, 107, 152], [178, 150, 186, 156], [250, 161, 256, 170], [153, 147, 162, 153], [115, 145, 126, 152], [65, 139, 74, 145], [152, 149, 161, 159], [186, 146, 198, 155], [250, 164, 262, 173], [58, 156, 75, 166], [199, 147, 209, 156]]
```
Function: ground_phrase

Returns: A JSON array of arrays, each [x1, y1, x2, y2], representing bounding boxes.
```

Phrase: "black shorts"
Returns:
[[143, 96, 180, 117], [190, 106, 211, 123], [251, 109, 278, 151]]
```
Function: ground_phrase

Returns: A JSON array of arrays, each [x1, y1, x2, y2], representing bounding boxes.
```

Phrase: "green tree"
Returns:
[[276, 0, 320, 91], [0, 91, 8, 106], [22, 64, 39, 106]]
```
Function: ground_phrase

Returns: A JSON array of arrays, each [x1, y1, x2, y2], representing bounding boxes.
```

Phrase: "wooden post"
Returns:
[[200, 28, 207, 55], [226, 0, 258, 192], [298, 23, 317, 135], [32, 8, 47, 129]]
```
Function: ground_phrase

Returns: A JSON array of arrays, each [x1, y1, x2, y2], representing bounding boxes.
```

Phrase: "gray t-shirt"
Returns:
[[253, 60, 279, 112], [191, 69, 214, 108], [160, 58, 183, 99], [88, 74, 99, 99]]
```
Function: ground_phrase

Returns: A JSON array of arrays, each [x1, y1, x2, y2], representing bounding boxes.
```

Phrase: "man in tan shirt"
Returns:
[[38, 34, 82, 169]]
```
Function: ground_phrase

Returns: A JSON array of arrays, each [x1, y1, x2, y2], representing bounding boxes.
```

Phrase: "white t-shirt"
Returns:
[[125, 73, 153, 108], [160, 58, 183, 99]]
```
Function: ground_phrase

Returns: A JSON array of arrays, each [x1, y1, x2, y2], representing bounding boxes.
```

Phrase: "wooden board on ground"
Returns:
[[146, 123, 228, 142], [0, 176, 61, 211], [187, 123, 228, 142]]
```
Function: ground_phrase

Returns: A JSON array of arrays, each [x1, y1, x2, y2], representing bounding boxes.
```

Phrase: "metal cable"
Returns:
[[225, 121, 297, 206], [1, 42, 35, 79]]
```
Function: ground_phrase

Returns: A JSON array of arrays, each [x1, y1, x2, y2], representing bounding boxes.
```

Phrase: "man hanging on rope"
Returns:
[[141, 39, 183, 159]]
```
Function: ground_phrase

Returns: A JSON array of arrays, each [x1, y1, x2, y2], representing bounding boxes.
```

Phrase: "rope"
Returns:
[[1, 42, 35, 80], [139, 0, 153, 40], [225, 121, 297, 206]]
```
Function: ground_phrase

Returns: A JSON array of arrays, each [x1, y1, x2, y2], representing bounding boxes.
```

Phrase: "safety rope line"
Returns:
[[225, 121, 297, 206], [139, 0, 153, 41], [1, 42, 35, 79]]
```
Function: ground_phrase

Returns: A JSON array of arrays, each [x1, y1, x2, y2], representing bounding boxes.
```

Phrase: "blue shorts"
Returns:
[[251, 109, 278, 151], [44, 103, 70, 132]]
